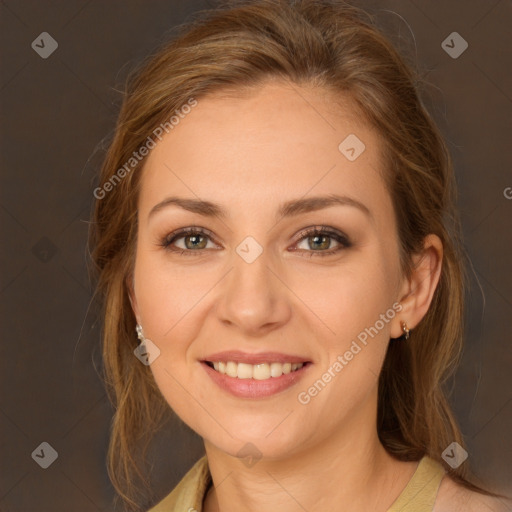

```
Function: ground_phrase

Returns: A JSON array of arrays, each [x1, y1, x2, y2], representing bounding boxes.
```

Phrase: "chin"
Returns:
[[205, 426, 305, 462]]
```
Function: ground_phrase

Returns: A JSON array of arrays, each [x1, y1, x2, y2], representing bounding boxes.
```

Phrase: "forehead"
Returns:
[[138, 81, 390, 221]]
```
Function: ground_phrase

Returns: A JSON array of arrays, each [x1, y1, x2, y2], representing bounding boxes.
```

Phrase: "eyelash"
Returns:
[[159, 226, 352, 257]]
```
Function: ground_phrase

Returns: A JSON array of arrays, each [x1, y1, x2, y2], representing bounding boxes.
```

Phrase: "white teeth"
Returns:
[[210, 361, 305, 379], [253, 363, 270, 380], [226, 361, 238, 378], [237, 363, 253, 379], [270, 362, 283, 377]]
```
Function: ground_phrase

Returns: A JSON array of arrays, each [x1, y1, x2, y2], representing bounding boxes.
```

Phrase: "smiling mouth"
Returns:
[[204, 360, 310, 380]]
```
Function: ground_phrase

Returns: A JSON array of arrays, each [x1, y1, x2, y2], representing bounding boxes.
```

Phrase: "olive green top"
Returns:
[[147, 455, 446, 512]]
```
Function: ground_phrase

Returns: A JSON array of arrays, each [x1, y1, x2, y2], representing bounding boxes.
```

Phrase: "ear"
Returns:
[[126, 274, 141, 324], [390, 234, 443, 339]]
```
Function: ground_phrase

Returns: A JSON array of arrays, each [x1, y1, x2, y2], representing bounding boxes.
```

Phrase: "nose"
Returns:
[[214, 247, 292, 336]]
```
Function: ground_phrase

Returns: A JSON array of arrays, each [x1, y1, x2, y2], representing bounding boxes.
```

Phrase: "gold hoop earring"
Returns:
[[401, 322, 410, 340]]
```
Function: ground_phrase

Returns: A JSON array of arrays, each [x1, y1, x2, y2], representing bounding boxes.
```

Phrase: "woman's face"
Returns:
[[130, 80, 408, 459]]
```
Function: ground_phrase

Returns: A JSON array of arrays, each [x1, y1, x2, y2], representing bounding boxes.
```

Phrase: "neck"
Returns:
[[202, 391, 417, 512]]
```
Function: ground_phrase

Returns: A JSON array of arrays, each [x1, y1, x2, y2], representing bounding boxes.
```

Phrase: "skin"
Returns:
[[128, 80, 505, 511]]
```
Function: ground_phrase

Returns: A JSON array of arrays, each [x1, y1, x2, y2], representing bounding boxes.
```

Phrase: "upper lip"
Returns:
[[202, 350, 311, 365]]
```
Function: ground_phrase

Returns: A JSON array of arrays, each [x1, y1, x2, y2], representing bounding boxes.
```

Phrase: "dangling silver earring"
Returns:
[[134, 324, 160, 365], [401, 321, 410, 340], [136, 324, 145, 343]]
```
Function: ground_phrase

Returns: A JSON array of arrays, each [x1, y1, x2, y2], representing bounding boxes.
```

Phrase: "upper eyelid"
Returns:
[[168, 227, 219, 244]]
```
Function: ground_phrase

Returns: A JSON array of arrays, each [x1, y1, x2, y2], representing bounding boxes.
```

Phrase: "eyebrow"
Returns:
[[147, 194, 372, 223]]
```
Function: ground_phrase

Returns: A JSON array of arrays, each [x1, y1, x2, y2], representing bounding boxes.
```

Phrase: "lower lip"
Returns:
[[201, 361, 311, 399]]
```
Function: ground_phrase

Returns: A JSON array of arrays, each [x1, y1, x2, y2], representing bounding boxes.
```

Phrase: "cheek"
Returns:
[[310, 247, 400, 348], [133, 249, 216, 343], [293, 259, 399, 425]]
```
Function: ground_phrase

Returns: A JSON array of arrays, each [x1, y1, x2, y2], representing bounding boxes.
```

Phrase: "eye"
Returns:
[[292, 226, 351, 257], [159, 227, 218, 255]]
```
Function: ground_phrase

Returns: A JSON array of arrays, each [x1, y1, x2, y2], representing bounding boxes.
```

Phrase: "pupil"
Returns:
[[310, 235, 329, 250], [186, 235, 206, 249]]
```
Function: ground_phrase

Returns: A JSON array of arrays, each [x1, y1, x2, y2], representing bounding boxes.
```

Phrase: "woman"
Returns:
[[89, 1, 511, 511]]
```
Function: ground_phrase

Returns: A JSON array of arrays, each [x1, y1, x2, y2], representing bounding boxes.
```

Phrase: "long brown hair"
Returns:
[[89, 0, 502, 509]]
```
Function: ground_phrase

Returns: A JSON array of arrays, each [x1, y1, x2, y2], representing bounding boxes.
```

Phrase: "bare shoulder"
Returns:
[[433, 475, 512, 512]]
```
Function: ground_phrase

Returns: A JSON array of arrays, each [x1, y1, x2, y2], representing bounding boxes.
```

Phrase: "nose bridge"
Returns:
[[216, 237, 290, 333], [232, 242, 272, 294]]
